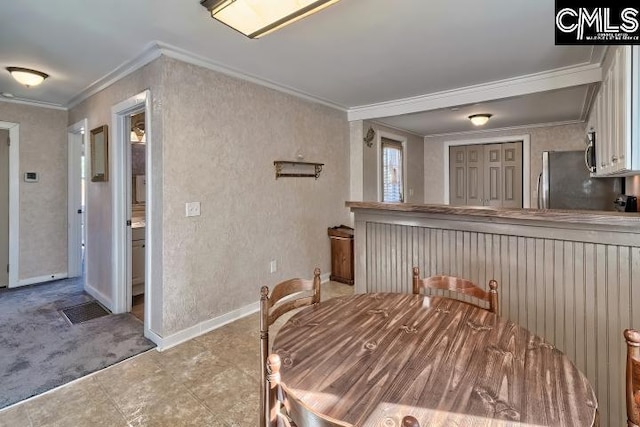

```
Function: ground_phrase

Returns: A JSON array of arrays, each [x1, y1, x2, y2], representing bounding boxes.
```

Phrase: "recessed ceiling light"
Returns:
[[468, 114, 492, 126], [450, 107, 460, 111], [6, 67, 49, 87]]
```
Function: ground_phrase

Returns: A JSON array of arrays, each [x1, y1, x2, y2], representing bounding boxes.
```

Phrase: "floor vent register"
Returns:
[[60, 301, 111, 325]]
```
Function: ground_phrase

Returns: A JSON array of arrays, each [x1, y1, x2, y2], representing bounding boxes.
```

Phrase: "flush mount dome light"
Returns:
[[468, 114, 492, 126], [201, 0, 341, 39], [6, 67, 49, 87]]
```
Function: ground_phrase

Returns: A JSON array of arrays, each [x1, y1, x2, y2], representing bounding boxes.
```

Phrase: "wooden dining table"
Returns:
[[272, 293, 598, 427]]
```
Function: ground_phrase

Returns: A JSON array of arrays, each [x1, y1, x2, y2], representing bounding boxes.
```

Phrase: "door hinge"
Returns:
[[6, 264, 8, 273], [6, 137, 9, 147], [126, 220, 132, 226]]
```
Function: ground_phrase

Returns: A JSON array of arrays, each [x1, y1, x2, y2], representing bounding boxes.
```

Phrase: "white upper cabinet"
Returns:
[[589, 47, 639, 176]]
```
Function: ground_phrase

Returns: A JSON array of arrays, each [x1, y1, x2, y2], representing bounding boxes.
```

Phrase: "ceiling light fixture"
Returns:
[[201, 0, 341, 39], [468, 114, 492, 126], [6, 67, 49, 87]]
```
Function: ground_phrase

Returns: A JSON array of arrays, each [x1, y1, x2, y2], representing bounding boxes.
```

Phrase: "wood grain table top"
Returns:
[[272, 293, 597, 427]]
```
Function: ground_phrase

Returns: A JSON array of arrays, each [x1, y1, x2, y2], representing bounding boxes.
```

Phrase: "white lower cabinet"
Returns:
[[131, 227, 145, 295]]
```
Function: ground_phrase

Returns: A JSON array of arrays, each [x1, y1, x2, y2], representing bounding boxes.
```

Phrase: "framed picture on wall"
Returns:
[[90, 125, 108, 182]]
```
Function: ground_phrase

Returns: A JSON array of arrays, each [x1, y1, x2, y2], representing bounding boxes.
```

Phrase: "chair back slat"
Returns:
[[269, 277, 318, 308], [625, 329, 640, 426], [412, 267, 499, 314], [268, 297, 316, 327]]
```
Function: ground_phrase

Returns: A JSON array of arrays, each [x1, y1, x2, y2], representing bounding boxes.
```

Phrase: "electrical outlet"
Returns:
[[185, 202, 201, 217], [409, 188, 414, 197], [270, 260, 277, 274]]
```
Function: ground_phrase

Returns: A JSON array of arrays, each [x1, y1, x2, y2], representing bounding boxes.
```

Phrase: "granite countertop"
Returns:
[[346, 201, 640, 228]]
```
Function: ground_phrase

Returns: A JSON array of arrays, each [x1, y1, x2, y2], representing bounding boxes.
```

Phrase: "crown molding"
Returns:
[[368, 119, 424, 139], [155, 41, 347, 112], [348, 63, 603, 122], [65, 40, 348, 113], [0, 96, 67, 111], [66, 42, 162, 109], [580, 83, 599, 122], [423, 119, 585, 139], [591, 46, 608, 65]]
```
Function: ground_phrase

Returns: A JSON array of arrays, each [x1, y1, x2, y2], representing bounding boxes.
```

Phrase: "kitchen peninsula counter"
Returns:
[[346, 201, 640, 230], [347, 200, 639, 425]]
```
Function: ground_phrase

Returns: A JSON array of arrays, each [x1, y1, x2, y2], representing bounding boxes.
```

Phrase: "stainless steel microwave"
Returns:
[[585, 129, 596, 173]]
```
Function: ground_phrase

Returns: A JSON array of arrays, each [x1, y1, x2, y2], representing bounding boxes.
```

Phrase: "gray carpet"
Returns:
[[0, 277, 155, 409]]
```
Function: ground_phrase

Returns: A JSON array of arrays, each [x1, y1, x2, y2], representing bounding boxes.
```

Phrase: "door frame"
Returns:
[[376, 131, 408, 202], [443, 134, 531, 208], [111, 90, 152, 330], [67, 119, 88, 280], [0, 121, 19, 288]]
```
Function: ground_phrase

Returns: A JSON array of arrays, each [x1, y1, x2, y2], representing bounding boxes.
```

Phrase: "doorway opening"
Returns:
[[0, 129, 8, 288], [129, 111, 146, 322], [0, 121, 19, 288], [111, 90, 154, 342], [68, 120, 88, 284]]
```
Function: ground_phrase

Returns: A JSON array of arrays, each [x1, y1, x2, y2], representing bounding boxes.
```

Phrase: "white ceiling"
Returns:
[[0, 0, 601, 116], [376, 84, 596, 136]]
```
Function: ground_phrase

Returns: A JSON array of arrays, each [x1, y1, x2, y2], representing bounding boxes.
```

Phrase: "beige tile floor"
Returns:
[[0, 282, 353, 427]]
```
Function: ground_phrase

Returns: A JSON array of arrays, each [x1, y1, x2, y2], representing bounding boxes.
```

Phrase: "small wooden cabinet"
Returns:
[[328, 225, 354, 285]]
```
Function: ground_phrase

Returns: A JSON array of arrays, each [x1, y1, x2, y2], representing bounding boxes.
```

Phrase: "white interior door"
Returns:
[[0, 129, 9, 287]]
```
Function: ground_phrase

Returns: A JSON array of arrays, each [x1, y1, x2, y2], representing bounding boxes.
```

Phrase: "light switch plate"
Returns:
[[185, 202, 201, 217]]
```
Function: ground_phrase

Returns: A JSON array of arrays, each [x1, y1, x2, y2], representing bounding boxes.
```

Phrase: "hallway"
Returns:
[[0, 277, 154, 408]]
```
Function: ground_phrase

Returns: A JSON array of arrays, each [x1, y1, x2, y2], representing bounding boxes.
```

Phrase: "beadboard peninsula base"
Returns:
[[347, 201, 640, 426]]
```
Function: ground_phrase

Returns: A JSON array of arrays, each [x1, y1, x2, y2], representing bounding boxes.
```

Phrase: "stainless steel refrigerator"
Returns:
[[537, 151, 622, 211]]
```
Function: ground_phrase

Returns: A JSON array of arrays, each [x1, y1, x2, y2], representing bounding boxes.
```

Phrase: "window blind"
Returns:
[[381, 138, 403, 202]]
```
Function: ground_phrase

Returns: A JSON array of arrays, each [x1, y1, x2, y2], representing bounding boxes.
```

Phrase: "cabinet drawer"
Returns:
[[132, 227, 145, 241]]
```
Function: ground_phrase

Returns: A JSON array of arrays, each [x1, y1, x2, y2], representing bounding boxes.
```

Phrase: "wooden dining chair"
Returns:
[[260, 269, 321, 427], [412, 266, 499, 314], [625, 328, 640, 426]]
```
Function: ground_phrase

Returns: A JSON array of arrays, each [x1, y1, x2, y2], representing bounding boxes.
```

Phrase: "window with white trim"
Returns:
[[381, 137, 404, 202]]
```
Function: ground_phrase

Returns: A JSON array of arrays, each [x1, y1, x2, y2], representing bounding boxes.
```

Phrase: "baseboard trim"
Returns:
[[16, 272, 68, 287], [144, 327, 163, 347], [155, 301, 260, 352], [84, 283, 114, 312], [152, 273, 332, 352]]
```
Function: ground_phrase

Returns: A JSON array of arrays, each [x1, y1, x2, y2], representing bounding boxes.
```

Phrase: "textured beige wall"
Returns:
[[0, 101, 68, 280], [362, 121, 425, 203], [161, 58, 350, 335], [424, 123, 587, 206], [68, 58, 164, 333]]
